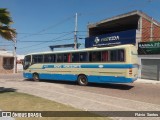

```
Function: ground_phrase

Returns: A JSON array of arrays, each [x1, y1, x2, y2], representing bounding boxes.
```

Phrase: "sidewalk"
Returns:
[[135, 79, 160, 84]]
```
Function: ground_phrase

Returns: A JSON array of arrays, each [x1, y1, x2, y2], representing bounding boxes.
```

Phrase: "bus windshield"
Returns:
[[23, 55, 31, 70]]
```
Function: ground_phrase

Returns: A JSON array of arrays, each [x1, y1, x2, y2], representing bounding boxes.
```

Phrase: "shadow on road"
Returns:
[[24, 79, 134, 90], [0, 87, 17, 93], [24, 79, 76, 84], [89, 83, 134, 90]]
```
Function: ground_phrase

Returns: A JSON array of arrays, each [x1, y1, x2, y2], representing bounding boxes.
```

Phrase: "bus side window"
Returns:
[[51, 54, 56, 62], [110, 50, 117, 61], [110, 49, 124, 62], [90, 52, 101, 62], [102, 51, 108, 61], [80, 52, 88, 62], [50, 54, 55, 63], [44, 54, 50, 63], [68, 54, 71, 63], [44, 54, 55, 63], [32, 56, 35, 63], [72, 53, 79, 62], [57, 54, 63, 63], [118, 50, 124, 61], [32, 55, 43, 63], [64, 54, 69, 63], [44, 55, 48, 63]]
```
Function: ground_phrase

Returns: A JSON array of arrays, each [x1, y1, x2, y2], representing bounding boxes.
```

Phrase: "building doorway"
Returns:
[[141, 59, 160, 81]]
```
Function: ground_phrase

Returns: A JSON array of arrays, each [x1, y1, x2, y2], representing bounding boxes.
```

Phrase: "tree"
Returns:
[[0, 8, 17, 41]]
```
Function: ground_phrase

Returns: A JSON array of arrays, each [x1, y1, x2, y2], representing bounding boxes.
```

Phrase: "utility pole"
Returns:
[[13, 40, 17, 74], [74, 13, 78, 50], [13, 37, 17, 74]]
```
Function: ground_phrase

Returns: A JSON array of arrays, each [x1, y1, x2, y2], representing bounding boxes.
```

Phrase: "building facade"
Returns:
[[85, 10, 160, 81], [0, 50, 14, 73], [0, 50, 24, 74]]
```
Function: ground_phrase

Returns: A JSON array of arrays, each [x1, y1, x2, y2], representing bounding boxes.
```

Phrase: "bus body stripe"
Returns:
[[81, 64, 137, 68], [40, 64, 138, 69], [23, 73, 137, 83]]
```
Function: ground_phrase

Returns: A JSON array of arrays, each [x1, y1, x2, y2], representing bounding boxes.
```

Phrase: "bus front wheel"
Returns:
[[77, 75, 88, 86], [33, 73, 39, 82]]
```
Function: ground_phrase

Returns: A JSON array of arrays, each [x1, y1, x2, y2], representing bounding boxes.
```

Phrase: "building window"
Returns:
[[3, 57, 14, 70]]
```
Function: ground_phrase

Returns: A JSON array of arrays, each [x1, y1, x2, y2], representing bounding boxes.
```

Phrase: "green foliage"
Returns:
[[0, 8, 17, 41], [0, 8, 13, 25]]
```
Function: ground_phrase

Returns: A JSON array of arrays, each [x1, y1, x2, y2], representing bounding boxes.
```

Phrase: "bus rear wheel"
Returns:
[[33, 73, 39, 82], [77, 75, 88, 86]]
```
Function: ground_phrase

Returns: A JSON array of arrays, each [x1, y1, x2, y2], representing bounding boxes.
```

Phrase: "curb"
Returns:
[[135, 79, 160, 84]]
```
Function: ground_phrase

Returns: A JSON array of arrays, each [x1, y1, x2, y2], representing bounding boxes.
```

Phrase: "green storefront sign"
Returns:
[[138, 41, 160, 55]]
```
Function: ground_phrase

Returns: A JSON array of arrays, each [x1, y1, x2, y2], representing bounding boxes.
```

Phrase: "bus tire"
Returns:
[[77, 75, 88, 86], [33, 73, 39, 82]]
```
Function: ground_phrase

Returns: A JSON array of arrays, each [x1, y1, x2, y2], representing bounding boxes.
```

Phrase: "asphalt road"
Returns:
[[1, 73, 160, 120]]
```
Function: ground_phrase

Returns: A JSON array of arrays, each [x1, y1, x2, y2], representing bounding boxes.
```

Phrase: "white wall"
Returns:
[[16, 55, 24, 72]]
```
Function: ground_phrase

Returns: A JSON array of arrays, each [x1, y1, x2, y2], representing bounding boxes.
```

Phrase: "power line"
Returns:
[[17, 15, 75, 41], [0, 45, 12, 46], [16, 30, 87, 35], [16, 25, 160, 39], [23, 39, 75, 53], [16, 36, 160, 44], [18, 38, 74, 42], [22, 39, 76, 54], [17, 31, 74, 35], [18, 32, 74, 49], [18, 37, 87, 43], [19, 36, 160, 54]]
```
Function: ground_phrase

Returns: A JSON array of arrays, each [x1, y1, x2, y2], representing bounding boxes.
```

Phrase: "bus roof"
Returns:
[[25, 44, 134, 56]]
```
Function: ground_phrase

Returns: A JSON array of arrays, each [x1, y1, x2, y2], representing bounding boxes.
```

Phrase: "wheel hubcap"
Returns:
[[80, 77, 86, 84], [34, 75, 38, 80]]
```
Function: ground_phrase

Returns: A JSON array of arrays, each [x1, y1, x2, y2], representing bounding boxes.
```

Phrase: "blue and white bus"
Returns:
[[23, 44, 138, 85]]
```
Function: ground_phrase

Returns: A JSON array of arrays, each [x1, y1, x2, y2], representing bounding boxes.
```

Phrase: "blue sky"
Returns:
[[0, 0, 160, 55]]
